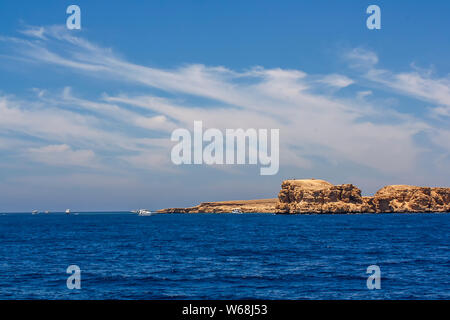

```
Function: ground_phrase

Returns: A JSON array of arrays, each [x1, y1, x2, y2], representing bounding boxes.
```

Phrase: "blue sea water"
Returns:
[[0, 212, 448, 300]]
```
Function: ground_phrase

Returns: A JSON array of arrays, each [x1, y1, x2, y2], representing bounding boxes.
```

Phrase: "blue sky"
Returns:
[[0, 1, 449, 211]]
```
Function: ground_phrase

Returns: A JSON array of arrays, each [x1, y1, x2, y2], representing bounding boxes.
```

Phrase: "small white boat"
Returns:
[[44, 210, 50, 214], [232, 208, 243, 214], [137, 209, 156, 216], [65, 209, 71, 215], [32, 210, 39, 215]]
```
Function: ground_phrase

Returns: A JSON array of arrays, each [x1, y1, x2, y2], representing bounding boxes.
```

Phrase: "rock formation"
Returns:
[[157, 178, 450, 214], [157, 198, 277, 214], [276, 179, 450, 214], [370, 185, 450, 213]]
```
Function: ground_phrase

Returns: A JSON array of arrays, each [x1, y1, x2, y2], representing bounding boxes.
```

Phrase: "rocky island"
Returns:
[[158, 198, 278, 214], [157, 179, 450, 214]]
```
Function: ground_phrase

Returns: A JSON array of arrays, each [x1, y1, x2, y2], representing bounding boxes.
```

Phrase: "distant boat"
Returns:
[[232, 208, 243, 214], [44, 211, 50, 214], [65, 209, 71, 215], [32, 210, 39, 215], [137, 209, 156, 216]]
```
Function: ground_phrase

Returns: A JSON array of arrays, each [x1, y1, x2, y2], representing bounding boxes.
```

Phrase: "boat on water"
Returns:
[[137, 209, 156, 216], [65, 209, 71, 215], [231, 208, 243, 214], [32, 210, 39, 215], [44, 210, 50, 214]]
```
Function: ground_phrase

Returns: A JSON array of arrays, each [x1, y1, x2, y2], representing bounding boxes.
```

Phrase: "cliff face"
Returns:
[[371, 185, 450, 213], [157, 199, 277, 214], [276, 179, 450, 214], [157, 179, 450, 214]]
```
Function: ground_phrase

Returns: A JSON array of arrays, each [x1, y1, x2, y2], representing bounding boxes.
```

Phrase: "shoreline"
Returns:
[[157, 198, 278, 214], [158, 178, 450, 214]]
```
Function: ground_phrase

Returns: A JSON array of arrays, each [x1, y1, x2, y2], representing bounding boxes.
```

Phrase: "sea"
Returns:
[[0, 212, 448, 299]]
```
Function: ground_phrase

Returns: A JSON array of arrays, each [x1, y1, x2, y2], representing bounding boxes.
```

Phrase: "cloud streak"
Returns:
[[0, 26, 449, 209]]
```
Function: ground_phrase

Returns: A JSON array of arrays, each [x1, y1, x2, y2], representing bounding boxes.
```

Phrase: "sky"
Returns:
[[0, 0, 449, 212]]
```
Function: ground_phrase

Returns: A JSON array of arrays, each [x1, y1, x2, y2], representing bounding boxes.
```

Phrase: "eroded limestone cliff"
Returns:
[[370, 185, 450, 213], [275, 179, 450, 214], [157, 179, 450, 214]]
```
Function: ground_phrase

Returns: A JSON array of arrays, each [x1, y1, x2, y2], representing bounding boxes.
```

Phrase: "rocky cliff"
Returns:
[[275, 179, 450, 214], [370, 185, 450, 213], [157, 179, 450, 214]]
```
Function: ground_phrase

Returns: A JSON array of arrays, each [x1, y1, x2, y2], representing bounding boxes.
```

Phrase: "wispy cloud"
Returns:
[[346, 47, 450, 113], [0, 25, 448, 199], [316, 74, 354, 88], [27, 144, 97, 168]]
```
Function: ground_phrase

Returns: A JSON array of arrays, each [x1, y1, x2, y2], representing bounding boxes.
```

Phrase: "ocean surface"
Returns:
[[0, 212, 449, 300]]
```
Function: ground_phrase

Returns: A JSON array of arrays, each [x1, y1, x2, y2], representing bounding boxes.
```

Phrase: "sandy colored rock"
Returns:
[[276, 179, 450, 214], [371, 185, 450, 213], [276, 179, 370, 214], [158, 178, 449, 214], [157, 198, 277, 214]]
